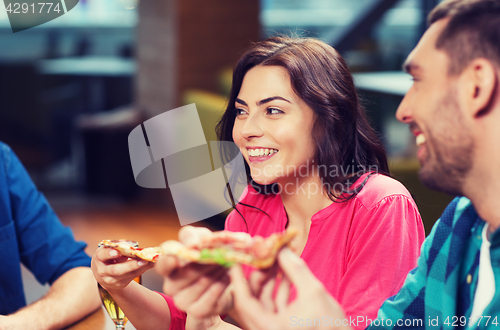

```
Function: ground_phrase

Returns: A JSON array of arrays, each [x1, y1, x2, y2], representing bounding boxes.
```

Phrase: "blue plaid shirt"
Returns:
[[367, 197, 500, 329]]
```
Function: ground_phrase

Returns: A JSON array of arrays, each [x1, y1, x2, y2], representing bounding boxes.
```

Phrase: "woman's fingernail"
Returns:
[[138, 260, 148, 266], [109, 250, 118, 257]]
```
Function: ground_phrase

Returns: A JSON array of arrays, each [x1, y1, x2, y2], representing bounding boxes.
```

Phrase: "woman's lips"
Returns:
[[247, 148, 278, 157], [247, 148, 279, 163]]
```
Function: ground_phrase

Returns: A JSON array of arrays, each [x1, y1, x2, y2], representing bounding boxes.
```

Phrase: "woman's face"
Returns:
[[232, 65, 316, 186]]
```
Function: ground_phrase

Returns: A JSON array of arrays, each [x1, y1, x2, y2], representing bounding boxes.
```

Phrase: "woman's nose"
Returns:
[[239, 114, 264, 139]]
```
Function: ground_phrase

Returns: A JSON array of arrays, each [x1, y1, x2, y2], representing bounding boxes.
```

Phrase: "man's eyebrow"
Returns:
[[402, 61, 422, 75], [257, 96, 291, 106], [235, 98, 247, 106]]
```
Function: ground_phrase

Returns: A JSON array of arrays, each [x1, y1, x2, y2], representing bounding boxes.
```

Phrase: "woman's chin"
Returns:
[[252, 177, 277, 186]]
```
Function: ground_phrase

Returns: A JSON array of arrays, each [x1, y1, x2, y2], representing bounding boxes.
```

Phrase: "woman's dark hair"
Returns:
[[216, 36, 389, 202]]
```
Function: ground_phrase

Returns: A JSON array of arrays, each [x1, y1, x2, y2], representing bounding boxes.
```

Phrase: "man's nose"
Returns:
[[396, 94, 413, 124]]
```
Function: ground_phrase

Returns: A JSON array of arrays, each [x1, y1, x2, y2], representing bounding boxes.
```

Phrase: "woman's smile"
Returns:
[[247, 147, 279, 163]]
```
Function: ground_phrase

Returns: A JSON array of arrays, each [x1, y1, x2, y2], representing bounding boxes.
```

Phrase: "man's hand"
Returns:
[[230, 248, 352, 330], [0, 315, 13, 330], [0, 267, 100, 330], [155, 226, 233, 319]]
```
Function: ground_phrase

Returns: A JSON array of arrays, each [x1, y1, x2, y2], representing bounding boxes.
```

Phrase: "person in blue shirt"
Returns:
[[0, 142, 100, 328], [224, 0, 500, 329]]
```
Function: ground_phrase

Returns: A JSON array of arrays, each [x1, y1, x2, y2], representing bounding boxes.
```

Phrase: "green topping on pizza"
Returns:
[[200, 248, 234, 267]]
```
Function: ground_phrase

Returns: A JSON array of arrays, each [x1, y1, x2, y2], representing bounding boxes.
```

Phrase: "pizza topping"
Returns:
[[194, 231, 254, 250]]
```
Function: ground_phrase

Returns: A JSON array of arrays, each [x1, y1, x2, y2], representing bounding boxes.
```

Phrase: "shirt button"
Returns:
[[467, 274, 472, 284]]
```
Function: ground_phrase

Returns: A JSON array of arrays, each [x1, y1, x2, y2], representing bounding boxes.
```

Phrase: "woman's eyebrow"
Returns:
[[235, 98, 247, 106], [257, 96, 291, 106], [236, 96, 291, 106]]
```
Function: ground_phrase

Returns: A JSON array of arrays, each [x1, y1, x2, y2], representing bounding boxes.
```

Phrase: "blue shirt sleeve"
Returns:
[[3, 143, 91, 285], [367, 226, 434, 329]]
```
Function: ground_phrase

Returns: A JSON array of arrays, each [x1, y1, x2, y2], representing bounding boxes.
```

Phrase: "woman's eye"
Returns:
[[267, 108, 283, 115], [235, 108, 247, 116]]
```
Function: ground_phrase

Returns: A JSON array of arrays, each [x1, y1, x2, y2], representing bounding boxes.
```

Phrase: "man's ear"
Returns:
[[460, 58, 498, 118]]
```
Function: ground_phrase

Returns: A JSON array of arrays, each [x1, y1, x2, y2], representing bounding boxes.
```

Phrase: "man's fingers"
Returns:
[[229, 265, 251, 299], [277, 248, 322, 296], [160, 262, 222, 296], [155, 255, 181, 278], [229, 265, 274, 330], [259, 275, 277, 312], [178, 225, 213, 247], [248, 263, 278, 297], [180, 270, 231, 318], [275, 272, 290, 312], [172, 267, 228, 310]]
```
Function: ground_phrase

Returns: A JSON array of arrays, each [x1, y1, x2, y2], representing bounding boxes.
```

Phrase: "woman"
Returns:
[[92, 36, 425, 330]]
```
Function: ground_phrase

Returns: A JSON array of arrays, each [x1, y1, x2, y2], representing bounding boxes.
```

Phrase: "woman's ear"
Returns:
[[460, 58, 498, 118]]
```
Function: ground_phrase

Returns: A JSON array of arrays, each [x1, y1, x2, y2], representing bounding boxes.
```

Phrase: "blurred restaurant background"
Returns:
[[1, 0, 453, 305]]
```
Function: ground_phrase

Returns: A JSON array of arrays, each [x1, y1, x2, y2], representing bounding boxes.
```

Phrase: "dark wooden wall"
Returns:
[[136, 0, 260, 118]]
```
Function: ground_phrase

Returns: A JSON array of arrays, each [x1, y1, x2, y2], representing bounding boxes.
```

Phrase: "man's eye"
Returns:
[[267, 108, 283, 115]]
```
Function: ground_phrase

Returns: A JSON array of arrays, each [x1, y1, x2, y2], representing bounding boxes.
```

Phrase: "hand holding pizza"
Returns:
[[230, 248, 350, 330], [155, 226, 234, 319], [92, 225, 297, 324], [91, 243, 154, 292], [154, 225, 297, 319]]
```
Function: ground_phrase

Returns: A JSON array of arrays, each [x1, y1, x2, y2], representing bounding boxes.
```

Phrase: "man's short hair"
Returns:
[[428, 0, 500, 75]]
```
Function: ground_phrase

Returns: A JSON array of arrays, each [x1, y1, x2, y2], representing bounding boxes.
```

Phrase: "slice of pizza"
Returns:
[[99, 240, 164, 262], [99, 229, 296, 268], [161, 229, 297, 268]]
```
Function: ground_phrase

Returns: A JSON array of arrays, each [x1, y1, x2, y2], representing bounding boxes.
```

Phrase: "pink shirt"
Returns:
[[225, 173, 424, 329], [162, 173, 425, 330]]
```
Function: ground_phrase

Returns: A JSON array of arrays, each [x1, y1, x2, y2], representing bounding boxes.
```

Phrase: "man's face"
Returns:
[[396, 18, 475, 196]]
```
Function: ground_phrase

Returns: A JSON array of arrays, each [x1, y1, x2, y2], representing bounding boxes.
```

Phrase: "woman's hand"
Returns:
[[91, 246, 154, 292], [155, 226, 233, 319], [230, 247, 351, 330], [92, 247, 173, 330]]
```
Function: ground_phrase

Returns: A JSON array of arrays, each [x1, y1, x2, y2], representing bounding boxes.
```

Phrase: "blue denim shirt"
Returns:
[[0, 142, 90, 315]]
